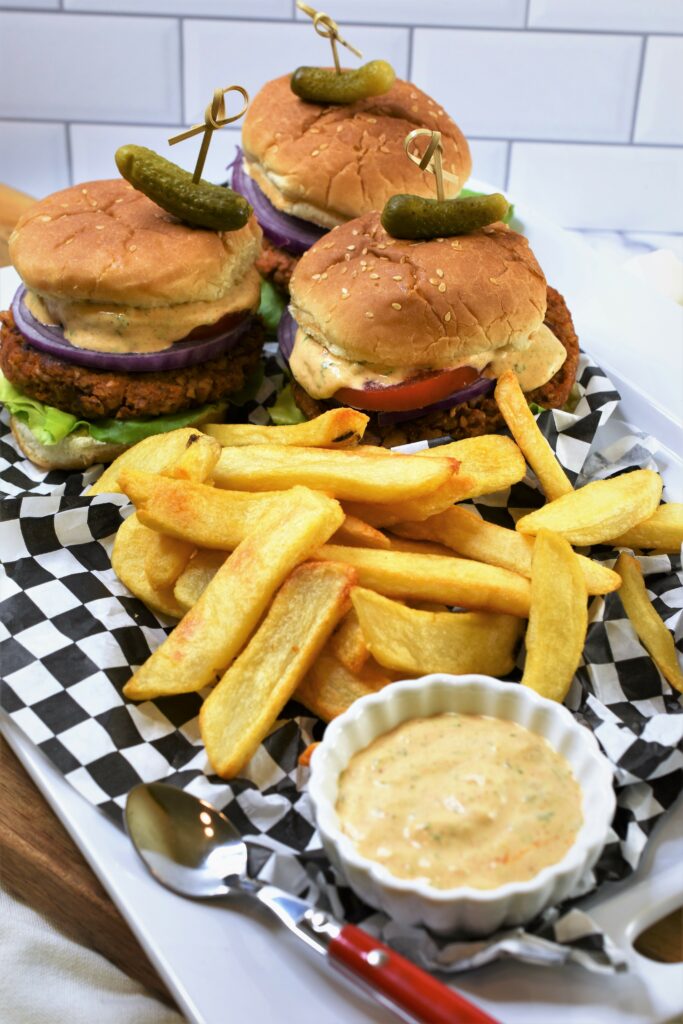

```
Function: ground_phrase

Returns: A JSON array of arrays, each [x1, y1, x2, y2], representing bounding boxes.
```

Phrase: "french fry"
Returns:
[[112, 513, 186, 619], [331, 515, 392, 549], [123, 487, 344, 700], [174, 549, 226, 611], [352, 587, 524, 677], [145, 533, 195, 591], [313, 544, 531, 617], [119, 471, 278, 550], [394, 506, 621, 595], [330, 609, 370, 674], [615, 553, 683, 693], [296, 647, 396, 722], [494, 370, 573, 501], [341, 469, 476, 527], [212, 445, 456, 502], [417, 435, 526, 497], [165, 431, 221, 482], [200, 562, 355, 778], [521, 530, 587, 702], [203, 408, 368, 448], [516, 470, 663, 546], [87, 428, 217, 496], [611, 503, 683, 553], [384, 535, 456, 558]]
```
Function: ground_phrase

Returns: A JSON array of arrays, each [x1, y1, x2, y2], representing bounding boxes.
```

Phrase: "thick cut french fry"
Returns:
[[200, 562, 355, 778], [119, 471, 278, 550], [611, 503, 683, 553], [296, 647, 396, 722], [341, 470, 476, 527], [165, 432, 221, 482], [174, 549, 226, 611], [123, 487, 344, 700], [212, 445, 456, 502], [145, 533, 195, 591], [615, 553, 683, 693], [522, 530, 587, 702], [384, 535, 456, 558], [352, 587, 523, 677], [516, 470, 663, 546], [330, 609, 370, 675], [331, 515, 392, 549], [313, 544, 531, 617], [87, 428, 216, 496], [494, 370, 573, 501], [417, 435, 526, 498], [203, 408, 368, 448], [112, 513, 185, 619], [394, 506, 621, 596]]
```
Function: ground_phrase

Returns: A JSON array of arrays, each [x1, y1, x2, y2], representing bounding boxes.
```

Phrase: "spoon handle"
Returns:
[[329, 923, 500, 1024]]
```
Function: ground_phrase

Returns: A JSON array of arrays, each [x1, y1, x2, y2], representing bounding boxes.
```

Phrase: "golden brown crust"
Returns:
[[242, 76, 471, 226], [9, 179, 262, 307], [289, 212, 547, 369]]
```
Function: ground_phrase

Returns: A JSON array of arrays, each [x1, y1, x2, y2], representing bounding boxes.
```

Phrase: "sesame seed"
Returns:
[[392, 302, 402, 310], [320, 143, 327, 150], [310, 127, 320, 133], [311, 149, 320, 157], [392, 275, 402, 281], [429, 278, 438, 285], [410, 91, 417, 99], [450, 240, 461, 249], [347, 244, 356, 251], [377, 243, 386, 250], [438, 282, 446, 292], [444, 311, 452, 323], [320, 272, 328, 279], [64, 238, 73, 245], [95, 225, 104, 230], [367, 117, 377, 123], [351, 269, 358, 277], [365, 311, 374, 318], [312, 273, 321, 280], [436, 237, 445, 242], [344, 253, 351, 261], [362, 247, 368, 255], [271, 145, 279, 153], [380, 146, 390, 154], [438, 109, 444, 115], [341, 287, 349, 296], [428, 110, 438, 117], [341, 293, 350, 300], [129, 244, 137, 252], [379, 256, 388, 261], [39, 215, 52, 222], [352, 229, 359, 235], [81, 188, 88, 194], [336, 124, 343, 132], [340, 266, 348, 274], [369, 273, 380, 279], [436, 268, 444, 278]]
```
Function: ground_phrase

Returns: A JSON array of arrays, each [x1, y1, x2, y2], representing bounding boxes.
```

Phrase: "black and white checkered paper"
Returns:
[[1, 348, 681, 976]]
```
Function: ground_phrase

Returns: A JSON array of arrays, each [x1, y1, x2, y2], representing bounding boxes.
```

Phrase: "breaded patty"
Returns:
[[291, 285, 579, 447], [255, 237, 299, 291], [0, 311, 264, 421]]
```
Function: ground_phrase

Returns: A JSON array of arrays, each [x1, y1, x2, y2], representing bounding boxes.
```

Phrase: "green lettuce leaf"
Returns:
[[458, 187, 514, 225], [89, 404, 226, 445], [0, 373, 86, 444], [269, 384, 306, 425], [257, 278, 286, 335]]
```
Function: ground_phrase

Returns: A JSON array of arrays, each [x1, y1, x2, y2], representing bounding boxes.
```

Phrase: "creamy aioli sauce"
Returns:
[[336, 713, 583, 890], [25, 269, 260, 354], [289, 324, 566, 400]]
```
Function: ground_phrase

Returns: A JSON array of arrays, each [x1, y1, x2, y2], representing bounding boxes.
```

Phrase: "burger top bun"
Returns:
[[9, 179, 262, 308], [242, 76, 471, 229], [289, 212, 548, 370]]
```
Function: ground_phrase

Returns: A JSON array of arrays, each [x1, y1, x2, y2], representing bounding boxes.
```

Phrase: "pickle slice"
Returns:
[[290, 60, 395, 104], [115, 145, 252, 232], [381, 193, 511, 240]]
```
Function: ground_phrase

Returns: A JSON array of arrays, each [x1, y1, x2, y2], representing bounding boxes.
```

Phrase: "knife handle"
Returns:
[[328, 923, 500, 1024]]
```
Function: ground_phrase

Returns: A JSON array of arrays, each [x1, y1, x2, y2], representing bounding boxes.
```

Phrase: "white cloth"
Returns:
[[0, 884, 184, 1024]]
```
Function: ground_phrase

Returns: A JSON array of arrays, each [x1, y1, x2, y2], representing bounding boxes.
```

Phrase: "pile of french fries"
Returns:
[[90, 378, 683, 780]]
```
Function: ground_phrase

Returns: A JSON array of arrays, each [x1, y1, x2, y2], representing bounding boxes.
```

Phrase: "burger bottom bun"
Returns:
[[9, 403, 228, 472], [10, 416, 128, 471]]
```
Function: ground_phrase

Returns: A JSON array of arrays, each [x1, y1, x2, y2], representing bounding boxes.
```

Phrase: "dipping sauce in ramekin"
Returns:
[[335, 712, 583, 891]]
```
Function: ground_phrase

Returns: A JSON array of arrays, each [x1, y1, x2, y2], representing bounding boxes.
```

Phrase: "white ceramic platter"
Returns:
[[1, 183, 682, 1024]]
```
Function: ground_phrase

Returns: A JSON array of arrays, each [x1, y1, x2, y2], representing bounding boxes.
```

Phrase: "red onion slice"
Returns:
[[278, 309, 495, 422], [11, 287, 252, 374], [230, 148, 325, 255]]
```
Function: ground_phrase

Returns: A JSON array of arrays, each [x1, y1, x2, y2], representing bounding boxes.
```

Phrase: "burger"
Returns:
[[0, 178, 264, 470], [282, 211, 578, 446], [230, 75, 471, 291]]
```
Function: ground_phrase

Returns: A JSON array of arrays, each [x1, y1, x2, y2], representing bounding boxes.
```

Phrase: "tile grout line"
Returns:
[[503, 141, 513, 192], [524, 0, 531, 29], [629, 35, 648, 143], [178, 16, 186, 125], [64, 122, 74, 187], [406, 25, 414, 81]]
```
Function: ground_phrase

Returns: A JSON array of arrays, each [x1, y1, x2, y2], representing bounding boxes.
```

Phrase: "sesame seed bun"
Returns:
[[9, 179, 262, 308], [289, 212, 547, 370], [242, 76, 471, 229]]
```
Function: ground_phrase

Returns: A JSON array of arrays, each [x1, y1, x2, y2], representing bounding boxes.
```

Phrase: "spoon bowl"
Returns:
[[125, 782, 248, 900]]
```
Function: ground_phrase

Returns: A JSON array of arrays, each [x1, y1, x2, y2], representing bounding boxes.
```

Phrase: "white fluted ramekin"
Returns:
[[308, 674, 615, 937]]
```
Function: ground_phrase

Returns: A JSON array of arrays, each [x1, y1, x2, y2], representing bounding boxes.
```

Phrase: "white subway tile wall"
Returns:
[[0, 4, 680, 238]]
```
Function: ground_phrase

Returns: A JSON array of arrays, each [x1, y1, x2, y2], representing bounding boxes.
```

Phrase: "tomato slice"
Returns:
[[335, 366, 480, 413]]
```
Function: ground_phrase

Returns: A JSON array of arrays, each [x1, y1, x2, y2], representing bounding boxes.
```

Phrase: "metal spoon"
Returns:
[[125, 782, 499, 1024]]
